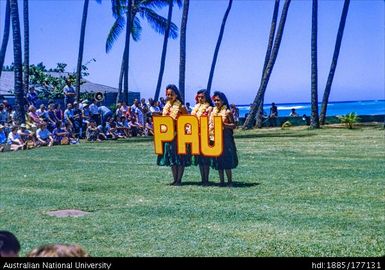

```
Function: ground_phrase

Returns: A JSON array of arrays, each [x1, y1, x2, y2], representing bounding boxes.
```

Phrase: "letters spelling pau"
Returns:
[[153, 115, 223, 157]]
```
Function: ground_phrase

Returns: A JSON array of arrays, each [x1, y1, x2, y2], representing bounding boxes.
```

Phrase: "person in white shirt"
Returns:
[[7, 126, 24, 151]]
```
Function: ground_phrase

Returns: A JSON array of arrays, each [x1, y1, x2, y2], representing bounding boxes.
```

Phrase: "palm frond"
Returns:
[[106, 16, 126, 53], [137, 0, 170, 10], [139, 7, 178, 39], [131, 16, 142, 41], [111, 0, 126, 18]]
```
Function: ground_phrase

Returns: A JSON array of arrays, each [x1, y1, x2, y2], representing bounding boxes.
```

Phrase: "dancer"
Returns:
[[209, 91, 238, 187], [191, 89, 213, 186], [157, 84, 190, 186]]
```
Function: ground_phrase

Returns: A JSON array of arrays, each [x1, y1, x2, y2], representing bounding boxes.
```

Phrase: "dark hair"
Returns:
[[212, 91, 230, 108], [0, 231, 21, 255], [196, 89, 214, 106], [165, 84, 183, 103]]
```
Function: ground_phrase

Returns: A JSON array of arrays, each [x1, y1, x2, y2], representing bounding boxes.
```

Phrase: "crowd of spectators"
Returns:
[[0, 95, 167, 152]]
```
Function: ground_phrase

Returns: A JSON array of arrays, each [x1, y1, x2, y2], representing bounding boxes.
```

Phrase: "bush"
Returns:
[[337, 112, 360, 129]]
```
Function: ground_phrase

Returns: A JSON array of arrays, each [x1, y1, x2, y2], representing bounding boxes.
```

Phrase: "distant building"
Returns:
[[0, 71, 140, 106]]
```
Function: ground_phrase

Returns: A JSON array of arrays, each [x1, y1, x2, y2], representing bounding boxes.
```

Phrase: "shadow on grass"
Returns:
[[179, 181, 260, 188], [234, 132, 317, 139]]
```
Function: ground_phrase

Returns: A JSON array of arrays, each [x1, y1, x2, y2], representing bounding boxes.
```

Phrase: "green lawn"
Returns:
[[1, 125, 384, 257]]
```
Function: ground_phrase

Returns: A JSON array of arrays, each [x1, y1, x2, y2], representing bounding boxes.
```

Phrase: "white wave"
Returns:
[[277, 105, 306, 110]]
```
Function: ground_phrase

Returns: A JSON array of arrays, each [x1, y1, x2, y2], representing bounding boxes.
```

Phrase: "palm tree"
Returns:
[[107, 0, 177, 104], [255, 0, 280, 128], [310, 0, 319, 128], [23, 0, 29, 94], [76, 0, 102, 102], [319, 0, 350, 125], [243, 0, 291, 129], [0, 0, 11, 78], [9, 0, 25, 124], [206, 0, 233, 95], [154, 0, 182, 102], [179, 0, 189, 102]]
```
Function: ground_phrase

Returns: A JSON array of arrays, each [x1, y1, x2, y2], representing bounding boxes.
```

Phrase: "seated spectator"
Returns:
[[119, 101, 129, 117], [18, 123, 36, 149], [86, 120, 105, 142], [289, 108, 299, 117], [27, 244, 89, 257], [7, 126, 25, 151], [36, 104, 49, 121], [46, 104, 58, 132], [54, 103, 64, 123], [64, 103, 74, 128], [52, 121, 69, 145], [128, 116, 143, 137], [144, 117, 154, 136], [0, 124, 7, 152], [26, 105, 43, 131], [36, 122, 54, 147], [64, 122, 80, 144], [72, 102, 83, 138], [149, 100, 161, 116], [105, 119, 119, 140], [116, 116, 130, 138], [0, 230, 21, 257]]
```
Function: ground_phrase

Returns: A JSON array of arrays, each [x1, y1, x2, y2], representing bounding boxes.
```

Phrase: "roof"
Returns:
[[0, 71, 123, 95]]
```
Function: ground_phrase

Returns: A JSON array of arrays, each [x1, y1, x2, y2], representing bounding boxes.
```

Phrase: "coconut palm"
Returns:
[[243, 0, 291, 129], [23, 0, 29, 94], [154, 0, 182, 102], [179, 0, 189, 102], [107, 0, 178, 104], [319, 0, 350, 125], [206, 0, 233, 95], [255, 0, 280, 128], [0, 0, 11, 78], [9, 0, 25, 124], [76, 0, 102, 102], [310, 0, 319, 128]]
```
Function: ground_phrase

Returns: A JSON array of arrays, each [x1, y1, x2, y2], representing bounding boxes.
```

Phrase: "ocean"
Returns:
[[237, 100, 385, 118]]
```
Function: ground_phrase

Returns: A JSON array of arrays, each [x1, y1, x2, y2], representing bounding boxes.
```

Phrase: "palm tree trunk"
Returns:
[[179, 0, 189, 102], [310, 0, 320, 128], [206, 0, 233, 95], [320, 0, 350, 125], [116, 55, 125, 104], [123, 0, 133, 104], [242, 0, 291, 130], [0, 0, 11, 78], [154, 0, 174, 102], [76, 0, 90, 102], [255, 0, 280, 128], [23, 0, 29, 94], [9, 0, 25, 124]]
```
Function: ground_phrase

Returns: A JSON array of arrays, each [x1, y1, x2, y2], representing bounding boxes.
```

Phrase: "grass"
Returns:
[[0, 125, 384, 257]]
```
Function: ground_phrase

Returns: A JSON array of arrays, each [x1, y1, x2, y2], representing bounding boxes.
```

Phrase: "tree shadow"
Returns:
[[179, 181, 260, 188]]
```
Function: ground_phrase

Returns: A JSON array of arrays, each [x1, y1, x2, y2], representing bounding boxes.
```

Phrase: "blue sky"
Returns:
[[0, 0, 384, 105]]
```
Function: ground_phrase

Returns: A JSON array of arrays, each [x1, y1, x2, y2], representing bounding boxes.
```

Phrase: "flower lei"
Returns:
[[162, 100, 182, 120], [191, 102, 211, 119], [209, 105, 228, 140]]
